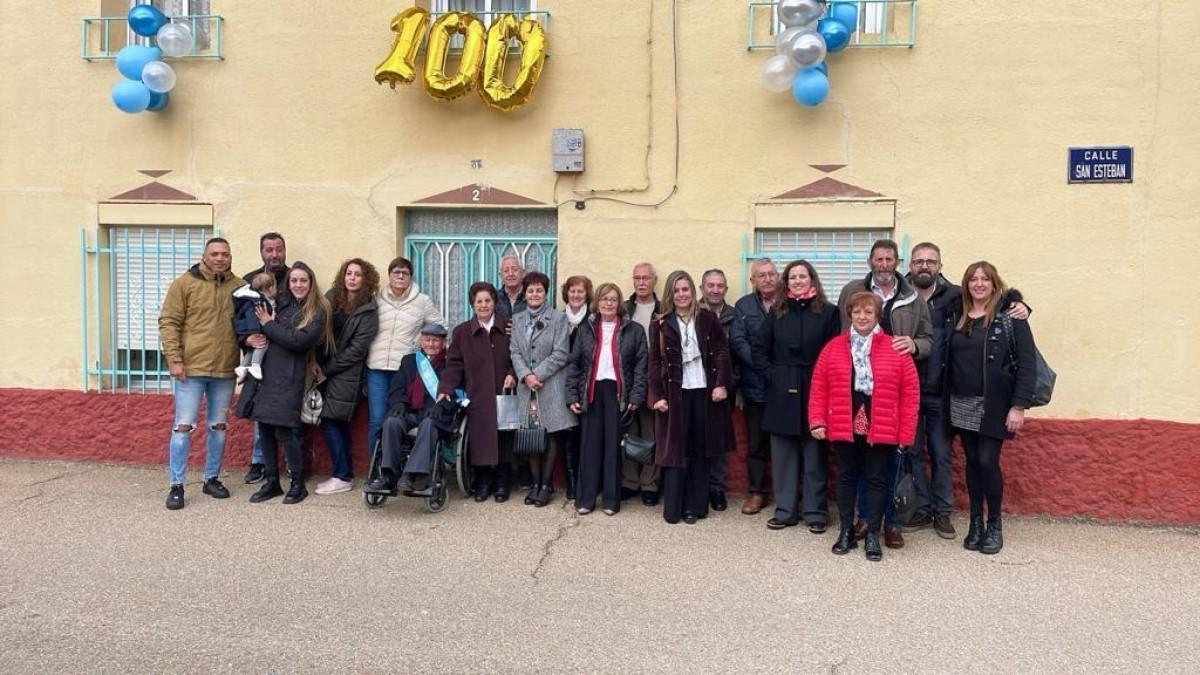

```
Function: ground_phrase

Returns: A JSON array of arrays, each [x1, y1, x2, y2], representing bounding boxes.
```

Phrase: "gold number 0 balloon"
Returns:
[[479, 16, 548, 112], [423, 12, 486, 101], [374, 6, 429, 88]]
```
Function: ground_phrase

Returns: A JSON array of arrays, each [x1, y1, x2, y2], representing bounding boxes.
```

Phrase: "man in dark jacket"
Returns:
[[364, 323, 450, 494], [729, 258, 780, 515], [699, 268, 737, 512], [495, 255, 527, 319], [242, 232, 289, 484], [622, 262, 662, 505]]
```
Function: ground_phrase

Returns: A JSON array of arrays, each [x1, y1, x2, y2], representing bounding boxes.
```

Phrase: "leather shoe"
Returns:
[[934, 515, 956, 539], [853, 520, 867, 542], [473, 482, 492, 502], [494, 485, 510, 503], [884, 526, 905, 549], [282, 478, 307, 504], [807, 521, 827, 534], [901, 513, 933, 532], [641, 490, 659, 506], [683, 512, 698, 525], [621, 487, 639, 501], [864, 531, 883, 561], [831, 526, 857, 555], [766, 517, 798, 530], [980, 518, 1003, 554], [249, 478, 282, 503], [202, 477, 230, 499], [165, 484, 184, 510], [243, 463, 265, 484], [366, 475, 398, 495], [709, 491, 727, 512], [963, 516, 985, 551], [741, 493, 766, 515]]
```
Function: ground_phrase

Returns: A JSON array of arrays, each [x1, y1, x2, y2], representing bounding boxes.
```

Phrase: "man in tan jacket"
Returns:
[[158, 238, 244, 510]]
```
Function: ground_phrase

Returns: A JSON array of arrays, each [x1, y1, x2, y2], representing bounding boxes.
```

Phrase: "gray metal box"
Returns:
[[552, 128, 584, 173]]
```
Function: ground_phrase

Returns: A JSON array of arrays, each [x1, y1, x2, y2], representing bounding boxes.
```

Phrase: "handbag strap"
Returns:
[[527, 389, 541, 427], [998, 312, 1018, 371]]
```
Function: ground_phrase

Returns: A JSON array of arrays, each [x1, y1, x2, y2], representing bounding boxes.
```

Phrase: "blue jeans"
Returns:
[[319, 418, 353, 480], [250, 423, 263, 465], [857, 448, 900, 527], [911, 394, 954, 517], [167, 377, 235, 485], [364, 367, 395, 452]]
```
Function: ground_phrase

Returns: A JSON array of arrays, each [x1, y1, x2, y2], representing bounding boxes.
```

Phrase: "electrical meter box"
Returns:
[[552, 128, 584, 173]]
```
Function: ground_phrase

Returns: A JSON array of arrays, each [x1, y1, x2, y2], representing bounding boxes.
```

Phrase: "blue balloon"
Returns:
[[116, 45, 162, 81], [792, 68, 829, 107], [818, 17, 851, 53], [147, 90, 169, 111], [128, 4, 168, 38], [809, 62, 828, 76], [112, 79, 152, 114], [829, 2, 858, 33]]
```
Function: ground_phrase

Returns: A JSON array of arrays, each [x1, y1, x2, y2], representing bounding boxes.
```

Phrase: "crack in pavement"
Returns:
[[829, 656, 847, 674], [531, 512, 580, 583]]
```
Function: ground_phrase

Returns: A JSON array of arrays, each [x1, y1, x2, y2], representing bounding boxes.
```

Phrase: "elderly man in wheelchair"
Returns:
[[364, 323, 464, 496]]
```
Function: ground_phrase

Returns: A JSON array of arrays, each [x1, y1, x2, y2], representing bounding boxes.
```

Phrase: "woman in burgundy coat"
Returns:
[[438, 282, 516, 502], [648, 270, 733, 525]]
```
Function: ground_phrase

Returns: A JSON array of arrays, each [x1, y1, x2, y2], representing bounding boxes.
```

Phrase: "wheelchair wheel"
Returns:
[[453, 417, 473, 498], [364, 491, 388, 509], [426, 483, 449, 513]]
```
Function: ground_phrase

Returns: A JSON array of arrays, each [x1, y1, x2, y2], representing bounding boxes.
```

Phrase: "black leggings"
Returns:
[[959, 430, 1004, 521], [260, 422, 302, 479], [833, 437, 893, 531]]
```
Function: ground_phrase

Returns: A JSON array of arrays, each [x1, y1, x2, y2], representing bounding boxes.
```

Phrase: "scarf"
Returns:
[[406, 351, 446, 410], [678, 315, 701, 364], [787, 286, 817, 300], [565, 304, 587, 327], [849, 326, 880, 395], [524, 303, 550, 341]]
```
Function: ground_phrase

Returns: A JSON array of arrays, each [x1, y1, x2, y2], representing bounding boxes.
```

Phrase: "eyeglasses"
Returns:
[[911, 259, 940, 267], [391, 270, 412, 278], [598, 297, 619, 304]]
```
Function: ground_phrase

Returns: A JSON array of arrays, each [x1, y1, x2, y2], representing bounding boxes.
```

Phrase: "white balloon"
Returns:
[[778, 0, 825, 28], [761, 54, 797, 93], [142, 60, 178, 93], [783, 29, 827, 70], [156, 22, 194, 58]]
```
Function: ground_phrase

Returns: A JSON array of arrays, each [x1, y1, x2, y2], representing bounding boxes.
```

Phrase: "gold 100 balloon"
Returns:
[[374, 6, 548, 112]]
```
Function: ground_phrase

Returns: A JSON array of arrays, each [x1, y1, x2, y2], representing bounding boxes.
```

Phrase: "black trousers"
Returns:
[[743, 400, 771, 495], [662, 388, 710, 523], [260, 422, 302, 479], [833, 436, 893, 531], [959, 430, 1005, 521], [577, 380, 623, 511]]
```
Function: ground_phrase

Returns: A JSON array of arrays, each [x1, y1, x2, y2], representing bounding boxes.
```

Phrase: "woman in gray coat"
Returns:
[[510, 272, 577, 507]]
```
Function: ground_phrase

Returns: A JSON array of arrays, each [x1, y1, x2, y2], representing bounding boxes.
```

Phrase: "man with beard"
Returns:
[[904, 242, 1028, 540], [242, 232, 289, 484], [836, 239, 932, 550], [699, 269, 736, 511]]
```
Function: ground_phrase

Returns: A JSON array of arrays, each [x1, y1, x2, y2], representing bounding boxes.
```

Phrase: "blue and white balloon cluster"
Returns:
[[111, 4, 194, 114], [760, 0, 858, 108]]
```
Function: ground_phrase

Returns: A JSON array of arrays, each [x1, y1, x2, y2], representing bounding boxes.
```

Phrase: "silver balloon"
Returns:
[[783, 29, 827, 70], [778, 0, 825, 28], [142, 60, 177, 93], [155, 22, 194, 58], [761, 54, 797, 93]]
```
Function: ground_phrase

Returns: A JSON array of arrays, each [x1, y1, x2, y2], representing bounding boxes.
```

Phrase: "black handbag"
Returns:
[[1000, 313, 1057, 407], [892, 448, 919, 526], [512, 391, 547, 457], [619, 408, 655, 465]]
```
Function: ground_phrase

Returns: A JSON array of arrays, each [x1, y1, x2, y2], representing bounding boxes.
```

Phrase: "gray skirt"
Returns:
[[949, 395, 985, 433]]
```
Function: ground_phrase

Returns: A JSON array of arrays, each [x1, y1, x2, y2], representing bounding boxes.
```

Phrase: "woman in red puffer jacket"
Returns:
[[809, 291, 918, 562]]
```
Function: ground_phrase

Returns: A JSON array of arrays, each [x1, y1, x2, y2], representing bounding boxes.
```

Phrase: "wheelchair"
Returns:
[[362, 405, 472, 512]]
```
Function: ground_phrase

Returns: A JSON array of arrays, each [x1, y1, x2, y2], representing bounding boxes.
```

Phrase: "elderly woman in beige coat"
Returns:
[[510, 272, 577, 507]]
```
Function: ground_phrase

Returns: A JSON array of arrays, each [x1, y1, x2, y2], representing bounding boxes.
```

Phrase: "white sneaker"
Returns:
[[315, 477, 353, 495], [247, 364, 263, 380], [234, 366, 248, 382]]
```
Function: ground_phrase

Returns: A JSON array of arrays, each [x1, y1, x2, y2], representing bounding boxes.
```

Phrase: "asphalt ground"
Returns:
[[1, 459, 1197, 674]]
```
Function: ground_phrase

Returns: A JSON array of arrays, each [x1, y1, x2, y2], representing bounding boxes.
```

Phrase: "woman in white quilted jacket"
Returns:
[[364, 257, 444, 452]]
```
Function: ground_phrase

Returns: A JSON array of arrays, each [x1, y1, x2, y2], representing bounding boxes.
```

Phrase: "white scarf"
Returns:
[[679, 316, 701, 364], [850, 326, 880, 395], [565, 304, 587, 327]]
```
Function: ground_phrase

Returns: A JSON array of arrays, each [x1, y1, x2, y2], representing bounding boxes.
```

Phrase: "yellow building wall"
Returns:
[[0, 1, 1197, 422]]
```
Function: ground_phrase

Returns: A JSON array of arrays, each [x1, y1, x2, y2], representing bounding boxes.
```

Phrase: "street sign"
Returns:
[[1069, 146, 1133, 184]]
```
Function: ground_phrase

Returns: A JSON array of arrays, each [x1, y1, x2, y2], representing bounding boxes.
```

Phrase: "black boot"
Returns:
[[864, 530, 883, 561], [980, 517, 1003, 554], [472, 467, 493, 502], [249, 473, 282, 503], [494, 463, 511, 503], [564, 446, 578, 501], [831, 525, 858, 555], [535, 482, 554, 507], [524, 482, 539, 506], [283, 474, 308, 504], [963, 516, 985, 551]]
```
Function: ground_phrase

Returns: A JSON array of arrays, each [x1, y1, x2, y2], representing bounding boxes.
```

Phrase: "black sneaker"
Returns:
[[934, 514, 956, 539], [901, 513, 934, 533], [244, 463, 265, 484], [202, 477, 230, 499], [165, 484, 184, 510]]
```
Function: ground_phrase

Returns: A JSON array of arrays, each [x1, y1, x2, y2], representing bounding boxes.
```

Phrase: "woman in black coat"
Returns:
[[945, 261, 1036, 555], [560, 274, 593, 500], [242, 262, 332, 504], [753, 260, 840, 532], [315, 259, 380, 496], [566, 282, 648, 516]]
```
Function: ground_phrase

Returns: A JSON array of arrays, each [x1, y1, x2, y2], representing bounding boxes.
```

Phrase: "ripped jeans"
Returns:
[[167, 376, 236, 485]]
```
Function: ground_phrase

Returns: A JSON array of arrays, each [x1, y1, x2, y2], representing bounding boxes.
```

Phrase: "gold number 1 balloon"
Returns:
[[423, 12, 487, 101], [478, 16, 548, 112], [374, 6, 429, 88]]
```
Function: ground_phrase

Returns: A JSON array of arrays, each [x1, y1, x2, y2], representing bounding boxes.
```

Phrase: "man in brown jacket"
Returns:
[[158, 238, 244, 510]]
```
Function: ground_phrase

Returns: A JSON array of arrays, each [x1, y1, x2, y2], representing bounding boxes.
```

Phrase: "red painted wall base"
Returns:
[[4, 388, 1197, 524]]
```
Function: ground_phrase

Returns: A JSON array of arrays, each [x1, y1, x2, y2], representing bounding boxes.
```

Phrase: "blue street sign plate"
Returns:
[[1069, 146, 1133, 184]]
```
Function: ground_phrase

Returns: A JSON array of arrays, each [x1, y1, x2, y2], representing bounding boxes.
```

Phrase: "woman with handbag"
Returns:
[[752, 260, 841, 532], [313, 258, 379, 495], [510, 272, 577, 507], [809, 292, 919, 561], [945, 261, 1036, 554], [559, 275, 593, 500], [648, 271, 733, 525], [240, 262, 333, 505], [566, 283, 648, 516], [438, 281, 517, 503]]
